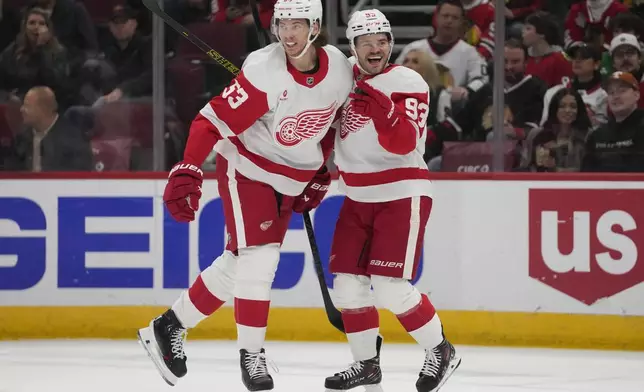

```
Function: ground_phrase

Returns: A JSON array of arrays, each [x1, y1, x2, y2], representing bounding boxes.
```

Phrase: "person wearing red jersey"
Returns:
[[323, 9, 461, 392], [461, 0, 495, 60], [523, 11, 573, 87], [137, 0, 353, 390], [564, 0, 628, 51]]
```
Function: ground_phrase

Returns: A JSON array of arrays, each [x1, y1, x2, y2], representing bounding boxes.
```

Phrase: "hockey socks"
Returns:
[[396, 294, 444, 350], [171, 252, 236, 328], [342, 306, 380, 361], [235, 297, 271, 352]]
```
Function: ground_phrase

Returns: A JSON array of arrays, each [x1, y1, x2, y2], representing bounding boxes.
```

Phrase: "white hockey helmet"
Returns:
[[272, 0, 323, 59], [346, 9, 394, 64]]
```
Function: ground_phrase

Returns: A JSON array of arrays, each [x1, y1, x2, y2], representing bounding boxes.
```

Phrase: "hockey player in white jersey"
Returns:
[[324, 10, 460, 392], [136, 1, 353, 390]]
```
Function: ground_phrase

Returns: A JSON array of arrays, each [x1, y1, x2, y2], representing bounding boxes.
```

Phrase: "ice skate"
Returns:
[[416, 339, 461, 392], [325, 356, 382, 391], [137, 309, 188, 386], [240, 348, 275, 391]]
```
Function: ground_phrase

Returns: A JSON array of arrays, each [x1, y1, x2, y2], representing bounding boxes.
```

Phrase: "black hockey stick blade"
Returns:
[[142, 0, 241, 76], [302, 211, 345, 332]]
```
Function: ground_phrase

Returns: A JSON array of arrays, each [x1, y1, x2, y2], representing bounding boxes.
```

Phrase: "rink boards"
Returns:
[[1, 173, 644, 350]]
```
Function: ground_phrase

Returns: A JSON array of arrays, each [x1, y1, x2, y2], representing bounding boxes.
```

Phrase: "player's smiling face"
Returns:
[[354, 33, 391, 74], [278, 18, 316, 57]]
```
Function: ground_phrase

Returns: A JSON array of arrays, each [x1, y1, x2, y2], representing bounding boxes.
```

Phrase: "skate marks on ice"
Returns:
[[1, 341, 644, 392]]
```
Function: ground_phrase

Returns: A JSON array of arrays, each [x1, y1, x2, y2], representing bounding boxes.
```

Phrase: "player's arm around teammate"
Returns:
[[324, 10, 461, 392]]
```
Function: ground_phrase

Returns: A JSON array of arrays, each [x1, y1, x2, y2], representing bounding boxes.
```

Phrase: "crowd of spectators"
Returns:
[[401, 0, 644, 172], [0, 0, 643, 173]]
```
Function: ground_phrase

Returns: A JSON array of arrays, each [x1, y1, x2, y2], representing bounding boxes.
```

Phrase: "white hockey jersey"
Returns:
[[394, 39, 487, 93], [334, 64, 432, 203], [195, 43, 353, 196]]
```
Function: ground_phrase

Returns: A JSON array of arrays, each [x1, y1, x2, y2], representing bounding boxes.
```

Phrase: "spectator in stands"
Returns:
[[212, 0, 276, 29], [100, 4, 152, 102], [64, 4, 153, 135], [401, 49, 452, 125], [582, 71, 644, 171], [0, 1, 20, 53], [438, 38, 546, 142], [522, 11, 573, 87], [522, 87, 591, 171], [395, 0, 487, 103], [28, 0, 98, 57], [5, 86, 91, 171], [602, 12, 644, 76], [502, 38, 548, 128], [609, 33, 644, 108], [542, 44, 608, 128], [0, 8, 71, 106], [563, 0, 627, 52], [505, 0, 543, 38]]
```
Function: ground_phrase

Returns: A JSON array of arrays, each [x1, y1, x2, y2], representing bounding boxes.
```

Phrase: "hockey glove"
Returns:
[[350, 80, 400, 131], [293, 166, 331, 213], [163, 161, 204, 222]]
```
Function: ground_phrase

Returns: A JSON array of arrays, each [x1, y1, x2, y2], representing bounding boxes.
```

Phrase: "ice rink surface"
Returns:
[[1, 340, 643, 392]]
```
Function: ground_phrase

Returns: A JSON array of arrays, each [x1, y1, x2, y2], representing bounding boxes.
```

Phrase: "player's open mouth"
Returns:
[[285, 42, 297, 48], [367, 56, 383, 66]]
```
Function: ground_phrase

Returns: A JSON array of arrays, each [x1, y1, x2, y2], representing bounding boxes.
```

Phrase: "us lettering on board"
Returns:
[[528, 189, 644, 305]]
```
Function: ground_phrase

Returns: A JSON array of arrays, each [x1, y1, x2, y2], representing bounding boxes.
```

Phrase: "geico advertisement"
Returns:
[[0, 180, 424, 307]]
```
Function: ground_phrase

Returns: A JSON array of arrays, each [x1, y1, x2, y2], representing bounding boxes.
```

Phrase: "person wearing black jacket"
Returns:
[[6, 86, 92, 171], [582, 71, 644, 172]]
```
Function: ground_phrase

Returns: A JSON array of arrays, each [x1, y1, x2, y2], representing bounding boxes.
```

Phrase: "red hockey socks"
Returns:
[[342, 306, 380, 361], [396, 294, 444, 349], [235, 297, 270, 352]]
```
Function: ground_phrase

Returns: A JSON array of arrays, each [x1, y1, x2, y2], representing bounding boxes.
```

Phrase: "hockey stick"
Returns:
[[302, 212, 345, 332], [142, 0, 241, 76], [248, 0, 272, 47]]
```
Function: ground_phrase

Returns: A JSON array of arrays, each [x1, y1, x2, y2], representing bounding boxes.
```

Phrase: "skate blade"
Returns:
[[325, 383, 384, 392], [430, 355, 461, 392], [137, 324, 179, 386]]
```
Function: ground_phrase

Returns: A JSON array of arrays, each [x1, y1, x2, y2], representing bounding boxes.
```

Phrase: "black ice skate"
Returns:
[[324, 356, 382, 391], [240, 348, 274, 391], [137, 309, 188, 386], [416, 339, 461, 392]]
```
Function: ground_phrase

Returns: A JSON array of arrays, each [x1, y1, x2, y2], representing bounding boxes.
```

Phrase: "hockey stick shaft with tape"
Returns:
[[142, 0, 241, 76]]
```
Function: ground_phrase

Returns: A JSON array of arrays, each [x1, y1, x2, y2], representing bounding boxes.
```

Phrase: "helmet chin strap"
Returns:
[[280, 26, 320, 60]]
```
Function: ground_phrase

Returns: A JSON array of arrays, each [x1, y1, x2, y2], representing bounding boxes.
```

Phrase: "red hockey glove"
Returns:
[[293, 166, 331, 213], [350, 80, 400, 131], [163, 161, 204, 222]]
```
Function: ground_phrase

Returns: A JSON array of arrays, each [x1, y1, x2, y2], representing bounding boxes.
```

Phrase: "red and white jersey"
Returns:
[[564, 0, 628, 51], [195, 43, 353, 196], [334, 64, 432, 203], [463, 0, 495, 60]]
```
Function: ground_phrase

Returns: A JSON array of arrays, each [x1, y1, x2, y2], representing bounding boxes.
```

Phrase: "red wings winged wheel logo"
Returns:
[[340, 103, 371, 140], [276, 102, 337, 147]]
